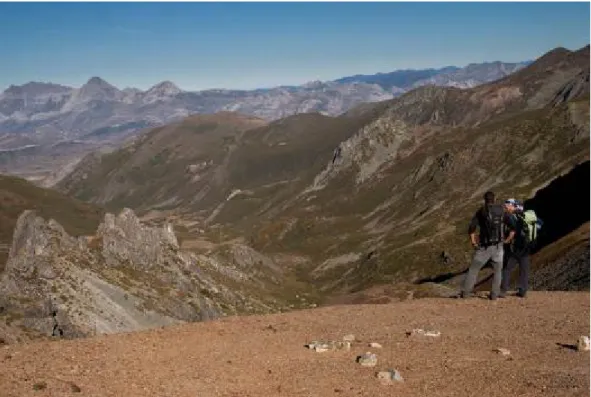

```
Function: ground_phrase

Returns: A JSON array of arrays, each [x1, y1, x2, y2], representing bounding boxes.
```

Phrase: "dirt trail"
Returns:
[[0, 292, 589, 397]]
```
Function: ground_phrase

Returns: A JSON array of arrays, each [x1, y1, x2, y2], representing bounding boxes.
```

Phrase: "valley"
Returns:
[[0, 45, 588, 346]]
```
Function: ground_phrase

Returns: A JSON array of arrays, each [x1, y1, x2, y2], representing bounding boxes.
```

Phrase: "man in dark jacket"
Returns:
[[500, 199, 531, 298], [460, 191, 515, 300]]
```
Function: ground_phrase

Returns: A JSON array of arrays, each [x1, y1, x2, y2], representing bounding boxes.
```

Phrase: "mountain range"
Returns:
[[0, 45, 588, 343], [57, 45, 590, 295], [0, 60, 530, 148]]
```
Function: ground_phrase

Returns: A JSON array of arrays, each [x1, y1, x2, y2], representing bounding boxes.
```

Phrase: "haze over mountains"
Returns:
[[0, 60, 530, 149]]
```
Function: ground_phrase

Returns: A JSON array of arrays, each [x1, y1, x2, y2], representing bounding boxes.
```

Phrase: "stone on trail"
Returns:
[[407, 328, 441, 338], [343, 334, 355, 342], [494, 348, 511, 356], [377, 369, 404, 384], [306, 340, 351, 352], [357, 352, 378, 367], [369, 342, 383, 348], [577, 336, 590, 351]]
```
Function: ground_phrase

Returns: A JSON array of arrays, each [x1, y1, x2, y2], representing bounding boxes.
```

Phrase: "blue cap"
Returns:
[[505, 198, 524, 205]]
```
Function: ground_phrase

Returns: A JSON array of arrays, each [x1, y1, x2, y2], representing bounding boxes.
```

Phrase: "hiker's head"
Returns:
[[504, 198, 517, 213], [504, 198, 523, 213], [483, 191, 495, 205]]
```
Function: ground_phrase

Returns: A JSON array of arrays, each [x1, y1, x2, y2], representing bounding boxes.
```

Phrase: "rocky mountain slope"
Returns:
[[0, 173, 104, 270], [1, 291, 589, 397], [57, 45, 590, 300], [335, 60, 531, 91], [0, 205, 313, 344]]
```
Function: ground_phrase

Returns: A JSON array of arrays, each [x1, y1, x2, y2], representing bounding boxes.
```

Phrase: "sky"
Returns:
[[0, 2, 589, 91]]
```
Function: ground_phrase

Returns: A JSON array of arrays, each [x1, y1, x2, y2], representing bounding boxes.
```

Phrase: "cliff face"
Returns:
[[0, 208, 289, 342]]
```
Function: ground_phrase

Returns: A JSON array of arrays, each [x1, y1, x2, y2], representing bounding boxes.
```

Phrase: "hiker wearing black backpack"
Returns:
[[500, 199, 542, 298], [460, 191, 515, 300]]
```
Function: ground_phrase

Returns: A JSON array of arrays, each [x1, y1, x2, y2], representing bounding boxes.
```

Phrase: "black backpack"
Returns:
[[482, 204, 504, 245]]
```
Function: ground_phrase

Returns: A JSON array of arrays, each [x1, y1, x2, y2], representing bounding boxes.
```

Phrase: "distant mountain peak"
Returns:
[[83, 76, 119, 89], [2, 81, 72, 96], [302, 80, 325, 89], [86, 76, 105, 84], [146, 81, 182, 96], [60, 76, 123, 109]]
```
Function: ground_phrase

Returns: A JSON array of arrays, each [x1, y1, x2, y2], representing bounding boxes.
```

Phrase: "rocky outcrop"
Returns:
[[551, 69, 590, 107], [95, 208, 179, 267], [305, 115, 412, 192], [0, 208, 283, 341]]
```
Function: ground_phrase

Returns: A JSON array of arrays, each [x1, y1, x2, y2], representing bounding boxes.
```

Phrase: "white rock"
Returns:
[[577, 336, 590, 351], [494, 348, 511, 356], [357, 352, 377, 367], [306, 340, 351, 352], [369, 342, 383, 348], [377, 369, 404, 384], [343, 334, 355, 342], [408, 328, 441, 338]]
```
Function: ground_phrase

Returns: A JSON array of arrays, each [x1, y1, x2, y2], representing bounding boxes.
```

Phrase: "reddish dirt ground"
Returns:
[[1, 291, 589, 397]]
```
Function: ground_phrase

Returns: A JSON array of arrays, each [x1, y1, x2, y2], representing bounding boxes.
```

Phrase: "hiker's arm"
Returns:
[[468, 213, 479, 247], [469, 232, 479, 247], [504, 230, 515, 244], [503, 214, 516, 244]]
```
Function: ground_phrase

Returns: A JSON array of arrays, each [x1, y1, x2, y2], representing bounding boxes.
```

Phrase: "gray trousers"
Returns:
[[501, 252, 530, 294], [462, 243, 504, 296]]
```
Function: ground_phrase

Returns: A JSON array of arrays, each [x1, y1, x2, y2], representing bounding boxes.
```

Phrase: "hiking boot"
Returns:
[[489, 293, 498, 301], [516, 289, 527, 298], [498, 292, 507, 298], [459, 291, 472, 299]]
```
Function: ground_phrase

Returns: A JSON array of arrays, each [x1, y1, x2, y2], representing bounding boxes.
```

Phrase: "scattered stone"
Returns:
[[441, 250, 453, 265], [357, 352, 378, 367], [577, 336, 590, 351], [32, 382, 47, 391], [407, 328, 441, 338], [306, 340, 351, 352], [343, 334, 356, 342], [494, 348, 511, 356], [377, 369, 404, 384], [369, 342, 383, 348]]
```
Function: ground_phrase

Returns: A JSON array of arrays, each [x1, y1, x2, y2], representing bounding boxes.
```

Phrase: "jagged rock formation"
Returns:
[[0, 208, 287, 341]]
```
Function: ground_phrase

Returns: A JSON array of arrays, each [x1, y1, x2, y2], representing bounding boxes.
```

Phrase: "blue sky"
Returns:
[[0, 2, 589, 91]]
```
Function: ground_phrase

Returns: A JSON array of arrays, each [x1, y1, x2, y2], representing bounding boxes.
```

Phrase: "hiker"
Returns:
[[460, 191, 515, 300], [500, 199, 541, 298]]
